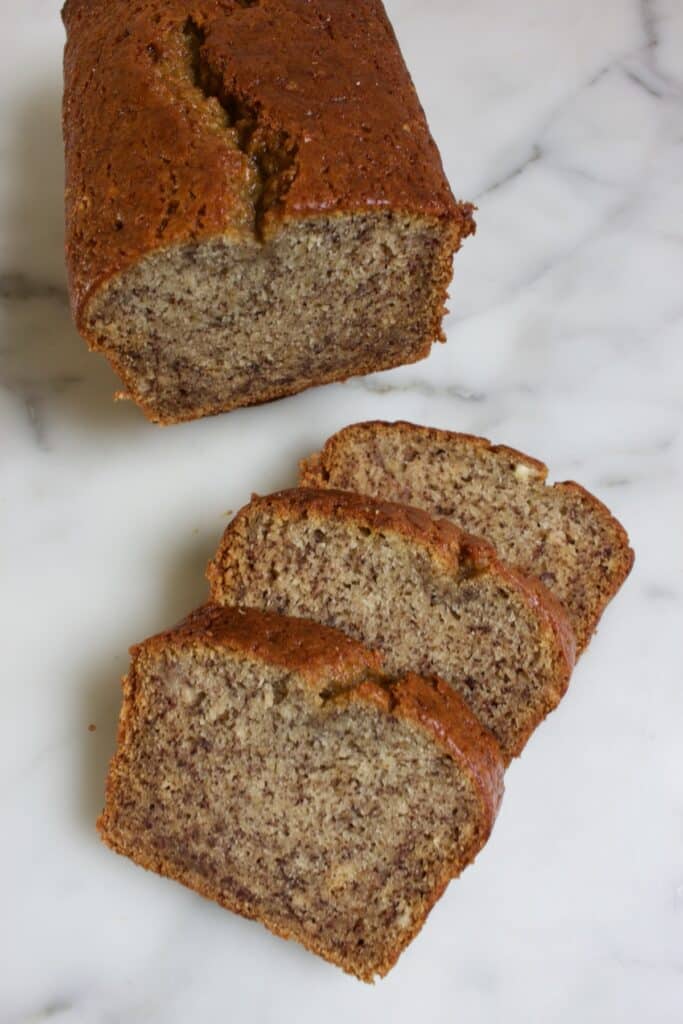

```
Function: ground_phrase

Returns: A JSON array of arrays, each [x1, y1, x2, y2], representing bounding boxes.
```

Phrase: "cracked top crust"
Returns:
[[62, 0, 473, 322]]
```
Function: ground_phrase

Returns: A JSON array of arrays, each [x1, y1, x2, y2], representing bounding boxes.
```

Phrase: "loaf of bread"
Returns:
[[62, 0, 475, 424], [300, 421, 634, 652], [98, 604, 504, 981], [207, 489, 575, 761]]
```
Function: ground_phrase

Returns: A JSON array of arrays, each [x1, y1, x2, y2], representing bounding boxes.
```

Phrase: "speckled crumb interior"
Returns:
[[99, 645, 481, 981], [86, 214, 449, 422]]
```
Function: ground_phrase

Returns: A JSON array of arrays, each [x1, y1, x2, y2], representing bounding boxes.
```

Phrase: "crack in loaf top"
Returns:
[[62, 0, 465, 316]]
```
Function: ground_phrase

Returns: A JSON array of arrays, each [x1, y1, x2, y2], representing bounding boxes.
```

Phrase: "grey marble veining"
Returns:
[[1, 1, 682, 1022]]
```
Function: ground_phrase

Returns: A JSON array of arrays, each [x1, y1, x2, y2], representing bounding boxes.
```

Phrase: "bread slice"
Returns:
[[62, 1, 474, 423], [98, 604, 504, 982], [207, 490, 575, 761], [301, 422, 634, 653]]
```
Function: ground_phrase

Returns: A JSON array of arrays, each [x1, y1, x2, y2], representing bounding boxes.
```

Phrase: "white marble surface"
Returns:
[[2, 0, 683, 1020]]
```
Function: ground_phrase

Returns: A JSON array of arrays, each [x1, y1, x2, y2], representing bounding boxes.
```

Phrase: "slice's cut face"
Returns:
[[301, 422, 635, 652], [208, 491, 574, 760], [99, 625, 498, 981], [85, 214, 453, 423]]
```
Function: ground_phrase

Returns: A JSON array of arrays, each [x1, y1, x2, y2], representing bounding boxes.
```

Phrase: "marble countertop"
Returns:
[[2, 1, 682, 1020]]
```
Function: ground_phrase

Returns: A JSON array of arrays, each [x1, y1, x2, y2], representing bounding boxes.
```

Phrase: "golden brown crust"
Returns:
[[98, 604, 505, 980], [62, 0, 474, 333], [208, 486, 576, 679], [299, 419, 550, 485], [211, 486, 496, 577], [133, 603, 384, 687], [300, 420, 634, 652]]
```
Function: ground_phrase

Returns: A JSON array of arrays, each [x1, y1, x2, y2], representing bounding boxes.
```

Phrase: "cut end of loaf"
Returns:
[[64, 0, 477, 423], [98, 607, 502, 981], [83, 213, 461, 424]]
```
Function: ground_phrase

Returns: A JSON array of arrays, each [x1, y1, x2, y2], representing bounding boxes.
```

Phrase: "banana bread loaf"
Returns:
[[207, 489, 575, 761], [62, 0, 475, 423], [300, 421, 634, 653], [98, 604, 504, 981]]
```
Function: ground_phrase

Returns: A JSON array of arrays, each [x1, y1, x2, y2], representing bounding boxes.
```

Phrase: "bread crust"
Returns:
[[300, 420, 635, 652], [132, 602, 384, 684], [98, 604, 504, 981]]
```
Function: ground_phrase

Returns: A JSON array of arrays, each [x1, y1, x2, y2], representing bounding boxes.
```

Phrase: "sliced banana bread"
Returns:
[[301, 422, 634, 653], [98, 604, 504, 982], [207, 490, 575, 761]]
